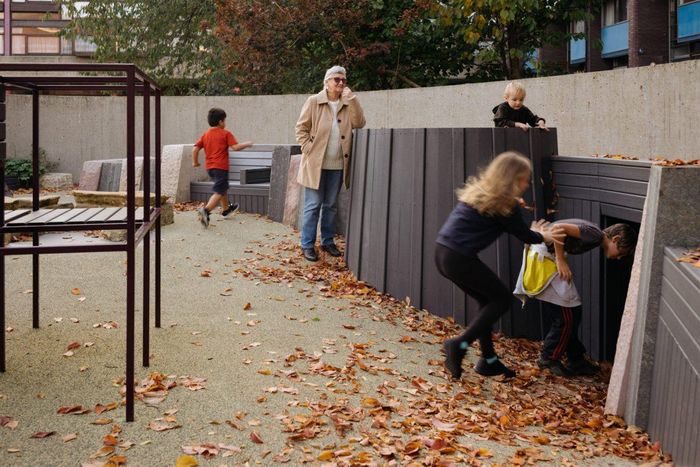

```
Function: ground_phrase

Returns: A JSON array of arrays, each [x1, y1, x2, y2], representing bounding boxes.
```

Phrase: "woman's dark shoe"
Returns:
[[302, 247, 318, 262], [475, 358, 516, 378], [320, 244, 342, 257], [442, 338, 466, 380], [564, 357, 599, 376], [537, 357, 569, 377]]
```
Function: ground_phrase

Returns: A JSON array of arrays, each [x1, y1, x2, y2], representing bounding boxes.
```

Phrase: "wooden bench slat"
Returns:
[[107, 207, 128, 222], [29, 208, 72, 224], [67, 208, 105, 223], [4, 209, 31, 223], [50, 208, 88, 223], [8, 209, 56, 225], [88, 207, 122, 222]]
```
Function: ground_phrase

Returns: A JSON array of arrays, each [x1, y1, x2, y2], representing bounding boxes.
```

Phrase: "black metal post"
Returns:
[[125, 70, 136, 422], [142, 84, 150, 367], [32, 91, 39, 328], [154, 89, 161, 329]]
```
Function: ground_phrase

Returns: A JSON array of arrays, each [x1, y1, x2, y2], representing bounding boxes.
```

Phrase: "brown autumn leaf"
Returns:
[[94, 402, 118, 414], [92, 418, 113, 425], [71, 288, 81, 295], [200, 269, 212, 277], [250, 431, 264, 444], [66, 341, 81, 351], [57, 405, 90, 415], [432, 419, 457, 432], [176, 455, 199, 467], [1, 415, 18, 429], [533, 435, 550, 445], [108, 454, 128, 465], [31, 431, 56, 438], [63, 433, 78, 442], [342, 324, 356, 330], [148, 421, 181, 432], [103, 434, 119, 446], [399, 335, 416, 343], [243, 302, 252, 310], [90, 446, 115, 459], [317, 450, 335, 461]]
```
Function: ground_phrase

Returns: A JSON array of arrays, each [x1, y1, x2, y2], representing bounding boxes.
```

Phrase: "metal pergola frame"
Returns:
[[0, 63, 163, 422]]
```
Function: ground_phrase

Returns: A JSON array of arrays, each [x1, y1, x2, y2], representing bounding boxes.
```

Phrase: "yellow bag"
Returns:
[[522, 247, 558, 295]]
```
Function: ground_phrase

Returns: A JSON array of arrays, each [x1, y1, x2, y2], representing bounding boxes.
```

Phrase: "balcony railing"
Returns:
[[601, 20, 629, 58], [570, 37, 586, 64], [678, 1, 700, 42]]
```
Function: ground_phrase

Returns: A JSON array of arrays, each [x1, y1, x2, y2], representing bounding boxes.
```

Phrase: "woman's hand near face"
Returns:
[[342, 86, 351, 98]]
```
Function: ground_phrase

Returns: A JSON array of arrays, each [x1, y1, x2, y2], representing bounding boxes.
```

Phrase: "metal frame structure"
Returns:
[[0, 63, 162, 422]]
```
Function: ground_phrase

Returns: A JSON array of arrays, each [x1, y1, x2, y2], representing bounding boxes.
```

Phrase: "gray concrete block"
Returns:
[[78, 160, 103, 191], [98, 160, 122, 192], [625, 165, 700, 429], [268, 145, 293, 222]]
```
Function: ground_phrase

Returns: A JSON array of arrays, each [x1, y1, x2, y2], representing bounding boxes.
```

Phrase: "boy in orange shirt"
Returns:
[[192, 108, 252, 227]]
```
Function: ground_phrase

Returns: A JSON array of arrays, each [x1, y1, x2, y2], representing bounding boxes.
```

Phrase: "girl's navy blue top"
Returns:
[[436, 202, 544, 257]]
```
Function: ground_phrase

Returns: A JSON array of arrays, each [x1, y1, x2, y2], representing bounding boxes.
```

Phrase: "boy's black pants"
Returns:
[[434, 244, 511, 359], [540, 301, 586, 362]]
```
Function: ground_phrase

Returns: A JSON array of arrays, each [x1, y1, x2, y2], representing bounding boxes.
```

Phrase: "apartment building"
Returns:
[[540, 0, 700, 73], [1, 0, 94, 57]]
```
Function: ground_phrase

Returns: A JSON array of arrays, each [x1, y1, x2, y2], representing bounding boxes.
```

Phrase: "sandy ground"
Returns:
[[0, 211, 645, 466]]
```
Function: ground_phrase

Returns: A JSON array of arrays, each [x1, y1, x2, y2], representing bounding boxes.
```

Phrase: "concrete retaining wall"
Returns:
[[5, 60, 699, 179]]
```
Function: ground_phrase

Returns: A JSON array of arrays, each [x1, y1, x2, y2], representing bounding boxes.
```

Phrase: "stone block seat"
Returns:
[[190, 145, 275, 215]]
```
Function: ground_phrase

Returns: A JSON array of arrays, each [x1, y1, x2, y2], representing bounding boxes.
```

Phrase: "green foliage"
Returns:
[[57, 0, 234, 95], [216, 0, 471, 94], [434, 0, 595, 79], [4, 159, 46, 184]]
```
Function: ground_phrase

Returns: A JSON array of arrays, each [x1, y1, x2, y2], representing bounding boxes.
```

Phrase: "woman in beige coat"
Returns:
[[295, 65, 366, 262]]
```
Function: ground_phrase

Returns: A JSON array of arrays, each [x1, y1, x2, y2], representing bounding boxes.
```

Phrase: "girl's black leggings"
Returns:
[[434, 243, 512, 358]]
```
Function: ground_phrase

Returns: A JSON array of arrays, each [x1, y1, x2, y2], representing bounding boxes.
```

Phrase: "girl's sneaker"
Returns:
[[442, 338, 466, 380], [475, 358, 516, 378]]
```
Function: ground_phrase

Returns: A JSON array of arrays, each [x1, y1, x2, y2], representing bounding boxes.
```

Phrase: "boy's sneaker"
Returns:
[[475, 358, 516, 378], [537, 357, 569, 376], [442, 338, 466, 380], [222, 203, 239, 217], [565, 357, 599, 376], [196, 207, 210, 228]]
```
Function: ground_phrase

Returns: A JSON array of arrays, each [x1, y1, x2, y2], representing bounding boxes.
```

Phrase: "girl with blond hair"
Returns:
[[436, 151, 564, 379]]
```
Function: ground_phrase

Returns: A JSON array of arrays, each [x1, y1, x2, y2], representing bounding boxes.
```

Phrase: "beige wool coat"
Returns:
[[295, 89, 366, 190]]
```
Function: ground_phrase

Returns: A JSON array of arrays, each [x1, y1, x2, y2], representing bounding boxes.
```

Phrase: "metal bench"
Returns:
[[190, 145, 274, 215]]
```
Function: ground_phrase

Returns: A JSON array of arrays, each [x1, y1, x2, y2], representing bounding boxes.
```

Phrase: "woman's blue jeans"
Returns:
[[301, 169, 343, 249]]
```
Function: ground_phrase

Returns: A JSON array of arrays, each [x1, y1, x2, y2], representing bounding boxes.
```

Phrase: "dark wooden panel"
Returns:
[[0, 102, 5, 122], [360, 129, 391, 292], [346, 129, 369, 275], [597, 163, 651, 182], [600, 203, 643, 223], [551, 160, 598, 175], [465, 129, 495, 326], [385, 129, 425, 307], [421, 129, 463, 319]]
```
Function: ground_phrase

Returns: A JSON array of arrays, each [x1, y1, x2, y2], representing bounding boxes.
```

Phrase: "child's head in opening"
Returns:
[[503, 81, 527, 111], [207, 108, 227, 128], [602, 223, 638, 260], [458, 151, 531, 217]]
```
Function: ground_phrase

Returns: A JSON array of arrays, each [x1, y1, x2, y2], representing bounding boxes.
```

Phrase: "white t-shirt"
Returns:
[[322, 100, 343, 170]]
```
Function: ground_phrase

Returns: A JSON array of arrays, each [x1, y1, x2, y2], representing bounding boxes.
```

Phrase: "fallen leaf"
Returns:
[[148, 421, 181, 432], [67, 341, 81, 351], [250, 431, 264, 443], [92, 418, 113, 425], [71, 288, 81, 295], [90, 446, 115, 459], [63, 433, 78, 442], [176, 455, 199, 467], [63, 351, 75, 358], [103, 434, 119, 446], [31, 431, 56, 438], [57, 405, 90, 415], [243, 302, 252, 310]]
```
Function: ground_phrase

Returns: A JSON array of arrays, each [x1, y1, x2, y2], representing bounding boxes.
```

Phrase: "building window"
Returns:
[[603, 0, 628, 26], [27, 35, 59, 54], [12, 35, 26, 54], [570, 20, 585, 35]]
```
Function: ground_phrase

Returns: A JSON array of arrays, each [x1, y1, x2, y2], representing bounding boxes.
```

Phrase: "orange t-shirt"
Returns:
[[194, 127, 238, 170]]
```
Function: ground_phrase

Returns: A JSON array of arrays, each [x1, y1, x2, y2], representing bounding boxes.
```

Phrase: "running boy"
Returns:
[[192, 107, 252, 228], [493, 81, 548, 131], [536, 220, 637, 376], [438, 151, 565, 380]]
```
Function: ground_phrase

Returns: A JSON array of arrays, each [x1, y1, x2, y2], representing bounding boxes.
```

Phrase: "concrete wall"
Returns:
[[5, 60, 699, 179]]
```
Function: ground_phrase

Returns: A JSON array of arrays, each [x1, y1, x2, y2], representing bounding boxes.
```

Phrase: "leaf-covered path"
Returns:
[[0, 211, 669, 466]]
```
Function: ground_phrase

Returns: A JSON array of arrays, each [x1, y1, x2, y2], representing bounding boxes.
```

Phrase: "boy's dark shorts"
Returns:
[[207, 169, 229, 195]]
